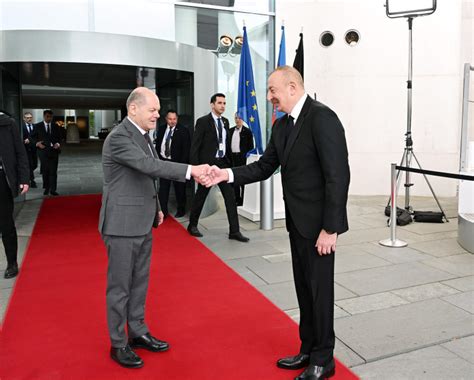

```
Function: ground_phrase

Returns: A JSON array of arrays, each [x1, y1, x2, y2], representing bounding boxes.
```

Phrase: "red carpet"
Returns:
[[0, 194, 358, 379]]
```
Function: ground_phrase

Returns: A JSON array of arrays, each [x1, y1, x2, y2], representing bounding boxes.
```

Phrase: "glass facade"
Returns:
[[175, 4, 275, 144]]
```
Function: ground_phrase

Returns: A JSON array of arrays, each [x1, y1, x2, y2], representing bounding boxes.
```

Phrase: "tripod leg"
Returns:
[[404, 148, 414, 211], [411, 152, 449, 222]]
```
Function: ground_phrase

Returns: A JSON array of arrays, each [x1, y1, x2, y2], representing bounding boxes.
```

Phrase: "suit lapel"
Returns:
[[124, 118, 155, 157], [282, 96, 312, 166]]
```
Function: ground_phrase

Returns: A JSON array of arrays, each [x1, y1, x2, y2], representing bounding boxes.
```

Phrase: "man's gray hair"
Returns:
[[272, 65, 305, 89], [126, 88, 147, 109]]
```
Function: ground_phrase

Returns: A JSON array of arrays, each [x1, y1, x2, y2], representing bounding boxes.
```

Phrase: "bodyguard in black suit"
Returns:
[[155, 110, 191, 218], [0, 112, 30, 279], [208, 67, 350, 380], [187, 93, 249, 242], [229, 113, 254, 206], [22, 112, 38, 188], [32, 110, 61, 196]]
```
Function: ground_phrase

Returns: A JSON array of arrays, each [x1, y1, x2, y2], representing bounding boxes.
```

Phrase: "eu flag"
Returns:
[[237, 26, 263, 155]]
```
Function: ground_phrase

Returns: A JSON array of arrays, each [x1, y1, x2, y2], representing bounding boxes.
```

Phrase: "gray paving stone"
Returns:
[[410, 238, 468, 257], [399, 219, 459, 234], [334, 338, 366, 368], [204, 239, 277, 260], [235, 270, 268, 287], [357, 242, 434, 264], [285, 308, 300, 323], [335, 251, 390, 274], [442, 291, 474, 314], [442, 335, 474, 364], [392, 282, 460, 303], [335, 299, 473, 361], [352, 345, 474, 380], [335, 262, 456, 295], [334, 283, 357, 300], [256, 281, 297, 311], [262, 252, 291, 263], [336, 292, 408, 315], [247, 261, 293, 284], [223, 256, 270, 274], [443, 276, 474, 291], [334, 305, 351, 319], [423, 254, 474, 277], [266, 239, 291, 254]]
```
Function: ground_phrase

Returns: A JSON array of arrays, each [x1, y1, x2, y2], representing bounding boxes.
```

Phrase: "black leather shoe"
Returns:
[[187, 225, 203, 237], [129, 333, 169, 352], [295, 359, 335, 380], [229, 232, 249, 243], [43, 189, 49, 195], [277, 353, 310, 370], [175, 210, 185, 218], [50, 191, 59, 196], [4, 263, 19, 279], [110, 345, 144, 368]]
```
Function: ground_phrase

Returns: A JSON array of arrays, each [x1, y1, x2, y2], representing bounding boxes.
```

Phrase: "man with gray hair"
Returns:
[[207, 66, 350, 380], [99, 87, 212, 368]]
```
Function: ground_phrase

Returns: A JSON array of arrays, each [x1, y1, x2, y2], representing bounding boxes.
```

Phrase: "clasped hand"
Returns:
[[190, 165, 229, 187]]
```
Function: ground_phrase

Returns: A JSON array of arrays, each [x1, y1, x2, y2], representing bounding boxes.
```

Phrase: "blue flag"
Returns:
[[237, 26, 263, 155]]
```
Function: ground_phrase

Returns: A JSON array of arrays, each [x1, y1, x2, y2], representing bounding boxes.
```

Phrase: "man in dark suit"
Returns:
[[22, 112, 38, 188], [229, 113, 254, 206], [99, 87, 212, 369], [208, 66, 350, 380], [155, 110, 190, 218], [0, 111, 29, 279], [187, 93, 249, 242], [32, 110, 61, 196]]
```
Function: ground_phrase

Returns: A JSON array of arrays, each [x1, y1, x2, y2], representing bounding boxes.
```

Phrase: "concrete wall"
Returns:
[[277, 0, 470, 196]]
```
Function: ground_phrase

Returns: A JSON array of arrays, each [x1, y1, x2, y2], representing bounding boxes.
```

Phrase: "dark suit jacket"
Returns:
[[233, 96, 350, 240], [190, 113, 231, 167], [155, 123, 190, 163], [229, 126, 254, 156], [32, 121, 61, 157], [0, 114, 29, 197], [22, 122, 37, 153]]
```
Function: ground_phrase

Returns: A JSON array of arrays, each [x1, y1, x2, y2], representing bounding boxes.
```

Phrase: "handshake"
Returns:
[[190, 164, 229, 187]]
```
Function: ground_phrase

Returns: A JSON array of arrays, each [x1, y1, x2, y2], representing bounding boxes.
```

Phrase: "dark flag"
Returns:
[[293, 32, 304, 80]]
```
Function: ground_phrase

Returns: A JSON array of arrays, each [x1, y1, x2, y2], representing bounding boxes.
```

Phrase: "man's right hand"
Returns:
[[36, 141, 45, 149], [208, 166, 229, 186], [190, 164, 212, 186], [24, 138, 30, 144]]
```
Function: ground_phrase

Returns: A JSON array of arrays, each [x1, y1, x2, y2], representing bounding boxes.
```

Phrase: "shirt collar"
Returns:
[[289, 93, 308, 123], [211, 112, 223, 124], [127, 116, 147, 135]]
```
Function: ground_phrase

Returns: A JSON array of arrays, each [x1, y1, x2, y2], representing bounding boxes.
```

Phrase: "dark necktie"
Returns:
[[217, 118, 224, 158], [164, 128, 173, 158], [144, 133, 157, 158], [46, 123, 50, 134], [28, 124, 32, 133], [285, 115, 294, 147]]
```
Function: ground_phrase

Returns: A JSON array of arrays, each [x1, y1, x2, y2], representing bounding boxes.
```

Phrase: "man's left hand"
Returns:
[[158, 211, 164, 226], [20, 184, 30, 195], [315, 229, 337, 256]]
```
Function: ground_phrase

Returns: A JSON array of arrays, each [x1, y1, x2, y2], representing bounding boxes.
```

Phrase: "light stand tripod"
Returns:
[[385, 0, 448, 222]]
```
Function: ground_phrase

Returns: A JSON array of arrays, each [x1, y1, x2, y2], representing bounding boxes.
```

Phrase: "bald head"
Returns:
[[126, 87, 160, 131], [267, 65, 305, 114]]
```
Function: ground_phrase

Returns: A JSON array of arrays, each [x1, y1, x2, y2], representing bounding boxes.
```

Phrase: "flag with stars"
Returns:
[[237, 26, 263, 155]]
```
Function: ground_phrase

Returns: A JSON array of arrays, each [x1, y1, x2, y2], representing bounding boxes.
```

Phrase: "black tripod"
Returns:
[[385, 3, 448, 222]]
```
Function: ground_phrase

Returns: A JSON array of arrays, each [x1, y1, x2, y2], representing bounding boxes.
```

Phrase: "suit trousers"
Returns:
[[38, 149, 58, 192], [287, 211, 335, 367], [231, 153, 247, 205], [158, 177, 186, 216], [103, 231, 153, 347], [25, 146, 37, 182], [189, 181, 239, 234], [0, 170, 18, 266]]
